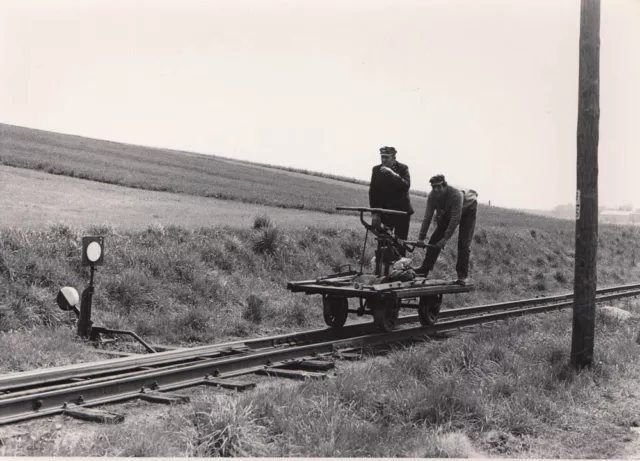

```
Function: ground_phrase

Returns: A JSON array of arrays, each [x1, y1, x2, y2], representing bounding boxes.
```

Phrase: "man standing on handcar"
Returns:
[[368, 146, 414, 256], [414, 174, 478, 285]]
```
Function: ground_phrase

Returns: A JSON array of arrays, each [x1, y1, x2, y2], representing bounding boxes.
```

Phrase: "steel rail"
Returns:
[[1, 282, 639, 394], [403, 283, 640, 319], [0, 323, 379, 393], [1, 286, 639, 426]]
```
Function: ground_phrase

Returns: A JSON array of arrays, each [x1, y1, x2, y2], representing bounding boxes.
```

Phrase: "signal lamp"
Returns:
[[82, 236, 104, 266], [56, 286, 80, 311]]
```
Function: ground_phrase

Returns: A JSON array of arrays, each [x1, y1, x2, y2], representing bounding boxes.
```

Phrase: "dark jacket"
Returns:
[[418, 186, 478, 241], [368, 161, 414, 215]]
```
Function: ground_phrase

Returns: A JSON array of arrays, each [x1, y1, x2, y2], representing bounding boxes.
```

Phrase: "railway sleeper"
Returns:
[[63, 403, 125, 424], [203, 377, 256, 391], [255, 367, 327, 381], [334, 347, 363, 360], [338, 352, 362, 360], [138, 391, 190, 405], [278, 359, 335, 372]]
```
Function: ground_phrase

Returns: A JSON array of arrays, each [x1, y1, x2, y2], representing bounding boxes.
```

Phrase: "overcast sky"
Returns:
[[1, 0, 638, 210]]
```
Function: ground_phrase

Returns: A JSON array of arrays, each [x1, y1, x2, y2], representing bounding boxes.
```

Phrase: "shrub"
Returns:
[[554, 270, 568, 283], [534, 279, 547, 292], [341, 238, 362, 260], [253, 215, 272, 230], [473, 230, 489, 245], [252, 226, 280, 254], [243, 295, 264, 323], [103, 269, 161, 311], [187, 398, 271, 457]]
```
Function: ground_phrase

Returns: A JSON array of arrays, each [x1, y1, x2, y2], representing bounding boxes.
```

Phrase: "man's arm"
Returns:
[[392, 164, 411, 193], [369, 167, 381, 208], [442, 191, 464, 241], [418, 195, 436, 241]]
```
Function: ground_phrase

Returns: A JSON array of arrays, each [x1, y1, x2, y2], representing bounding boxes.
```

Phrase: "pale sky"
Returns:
[[1, 0, 638, 210]]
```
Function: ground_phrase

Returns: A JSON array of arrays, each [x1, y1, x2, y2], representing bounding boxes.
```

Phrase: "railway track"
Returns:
[[1, 282, 639, 427]]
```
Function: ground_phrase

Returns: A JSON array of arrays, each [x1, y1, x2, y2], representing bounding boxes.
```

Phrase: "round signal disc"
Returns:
[[86, 241, 102, 263]]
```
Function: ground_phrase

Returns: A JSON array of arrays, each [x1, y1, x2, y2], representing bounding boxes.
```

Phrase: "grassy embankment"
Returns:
[[3, 215, 639, 350]]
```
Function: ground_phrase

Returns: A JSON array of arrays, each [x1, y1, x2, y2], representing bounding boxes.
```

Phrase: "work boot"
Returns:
[[455, 277, 470, 286], [413, 267, 429, 277]]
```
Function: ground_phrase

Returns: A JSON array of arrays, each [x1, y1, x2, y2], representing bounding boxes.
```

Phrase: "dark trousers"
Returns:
[[381, 214, 410, 257], [420, 203, 477, 278]]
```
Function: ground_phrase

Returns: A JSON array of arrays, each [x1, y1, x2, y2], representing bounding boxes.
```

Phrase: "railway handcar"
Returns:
[[287, 207, 475, 332]]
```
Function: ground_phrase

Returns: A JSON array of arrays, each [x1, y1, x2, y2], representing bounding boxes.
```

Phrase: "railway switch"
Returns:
[[55, 236, 157, 353]]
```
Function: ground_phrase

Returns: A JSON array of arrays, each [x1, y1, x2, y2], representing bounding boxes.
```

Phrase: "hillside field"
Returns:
[[0, 165, 364, 231], [1, 123, 426, 214]]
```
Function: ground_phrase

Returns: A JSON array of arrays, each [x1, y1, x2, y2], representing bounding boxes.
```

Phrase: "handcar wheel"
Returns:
[[418, 295, 442, 326], [371, 298, 400, 333], [323, 296, 349, 328]]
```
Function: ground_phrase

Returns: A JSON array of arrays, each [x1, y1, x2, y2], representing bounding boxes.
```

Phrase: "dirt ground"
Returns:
[[0, 164, 360, 231]]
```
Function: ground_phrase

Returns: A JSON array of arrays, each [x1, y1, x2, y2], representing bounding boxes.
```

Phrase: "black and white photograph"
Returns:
[[1, 0, 640, 457]]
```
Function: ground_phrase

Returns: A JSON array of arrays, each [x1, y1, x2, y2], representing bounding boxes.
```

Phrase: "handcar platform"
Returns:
[[287, 274, 474, 299], [286, 206, 475, 332]]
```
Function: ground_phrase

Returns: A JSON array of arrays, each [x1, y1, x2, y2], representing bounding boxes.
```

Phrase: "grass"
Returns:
[[0, 221, 365, 353], [0, 328, 105, 375], [6, 304, 640, 458]]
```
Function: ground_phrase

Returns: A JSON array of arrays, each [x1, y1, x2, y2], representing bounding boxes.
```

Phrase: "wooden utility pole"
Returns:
[[571, 0, 600, 369]]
